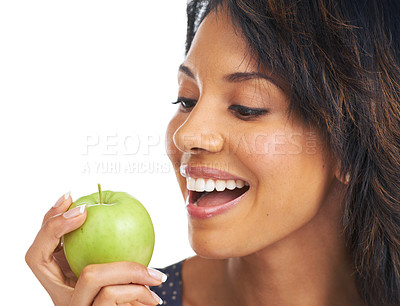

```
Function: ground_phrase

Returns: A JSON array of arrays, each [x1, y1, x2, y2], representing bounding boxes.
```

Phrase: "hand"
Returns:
[[25, 193, 165, 306]]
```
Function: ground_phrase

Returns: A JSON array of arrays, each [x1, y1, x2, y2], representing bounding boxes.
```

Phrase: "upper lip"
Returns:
[[180, 164, 248, 182]]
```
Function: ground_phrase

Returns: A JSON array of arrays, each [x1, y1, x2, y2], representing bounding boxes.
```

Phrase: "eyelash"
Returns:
[[171, 97, 268, 120], [171, 97, 197, 111], [228, 104, 269, 120]]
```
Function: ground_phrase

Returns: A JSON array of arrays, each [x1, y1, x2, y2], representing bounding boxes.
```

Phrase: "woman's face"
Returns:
[[166, 10, 339, 258]]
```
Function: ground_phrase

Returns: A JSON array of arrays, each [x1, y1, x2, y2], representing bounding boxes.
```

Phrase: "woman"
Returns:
[[26, 0, 400, 305]]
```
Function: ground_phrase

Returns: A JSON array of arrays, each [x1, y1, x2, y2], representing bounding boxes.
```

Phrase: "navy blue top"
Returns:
[[151, 260, 184, 306]]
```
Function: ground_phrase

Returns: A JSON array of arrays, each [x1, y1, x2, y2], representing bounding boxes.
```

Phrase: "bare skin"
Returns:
[[25, 193, 165, 306], [27, 7, 364, 306], [166, 9, 364, 306]]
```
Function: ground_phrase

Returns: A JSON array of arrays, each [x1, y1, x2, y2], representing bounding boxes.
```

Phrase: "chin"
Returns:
[[188, 228, 256, 260], [190, 244, 235, 260]]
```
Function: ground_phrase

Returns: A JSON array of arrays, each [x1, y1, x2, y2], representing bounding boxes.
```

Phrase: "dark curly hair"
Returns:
[[185, 0, 400, 305]]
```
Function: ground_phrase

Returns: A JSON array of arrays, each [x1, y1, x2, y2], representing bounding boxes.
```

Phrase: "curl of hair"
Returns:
[[185, 0, 400, 305]]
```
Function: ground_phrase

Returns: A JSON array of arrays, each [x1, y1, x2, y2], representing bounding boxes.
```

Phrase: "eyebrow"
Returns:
[[178, 64, 279, 87]]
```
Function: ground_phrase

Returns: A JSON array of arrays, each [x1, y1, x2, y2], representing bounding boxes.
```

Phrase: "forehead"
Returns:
[[184, 10, 256, 75]]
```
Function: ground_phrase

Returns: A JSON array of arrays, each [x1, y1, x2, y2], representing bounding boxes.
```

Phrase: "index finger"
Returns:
[[42, 192, 72, 225]]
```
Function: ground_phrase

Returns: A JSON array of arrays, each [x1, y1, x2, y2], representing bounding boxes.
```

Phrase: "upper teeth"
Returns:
[[186, 177, 248, 192]]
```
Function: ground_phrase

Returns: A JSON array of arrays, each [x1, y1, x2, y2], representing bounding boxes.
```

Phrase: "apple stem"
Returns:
[[98, 183, 103, 204]]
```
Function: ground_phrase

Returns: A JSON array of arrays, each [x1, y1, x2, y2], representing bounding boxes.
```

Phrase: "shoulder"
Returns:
[[151, 260, 185, 305]]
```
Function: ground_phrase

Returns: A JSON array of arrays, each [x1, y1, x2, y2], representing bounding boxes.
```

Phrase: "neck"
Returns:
[[221, 183, 363, 306]]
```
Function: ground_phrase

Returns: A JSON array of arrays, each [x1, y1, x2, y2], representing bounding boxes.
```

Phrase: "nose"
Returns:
[[172, 101, 224, 154]]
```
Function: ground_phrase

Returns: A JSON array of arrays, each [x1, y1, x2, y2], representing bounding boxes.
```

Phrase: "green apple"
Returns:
[[62, 184, 155, 278]]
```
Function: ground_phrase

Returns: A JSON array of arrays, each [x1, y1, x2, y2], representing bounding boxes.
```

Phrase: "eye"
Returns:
[[171, 97, 197, 112], [228, 104, 268, 120]]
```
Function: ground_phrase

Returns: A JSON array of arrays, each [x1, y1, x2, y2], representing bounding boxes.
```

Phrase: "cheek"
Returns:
[[237, 127, 326, 177], [236, 128, 334, 220], [231, 128, 310, 175], [217, 128, 335, 252]]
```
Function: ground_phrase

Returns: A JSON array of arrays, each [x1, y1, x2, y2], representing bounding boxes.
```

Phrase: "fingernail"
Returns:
[[63, 205, 86, 219], [150, 290, 163, 305], [147, 268, 167, 283], [53, 192, 70, 208]]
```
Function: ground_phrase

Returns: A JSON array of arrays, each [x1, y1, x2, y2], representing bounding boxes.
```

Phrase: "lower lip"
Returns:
[[185, 190, 249, 219]]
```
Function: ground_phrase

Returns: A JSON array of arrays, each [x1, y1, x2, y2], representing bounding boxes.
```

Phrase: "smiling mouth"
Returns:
[[187, 178, 250, 207]]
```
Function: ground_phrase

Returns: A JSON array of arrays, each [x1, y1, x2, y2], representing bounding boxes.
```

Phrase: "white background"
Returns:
[[0, 1, 195, 304]]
